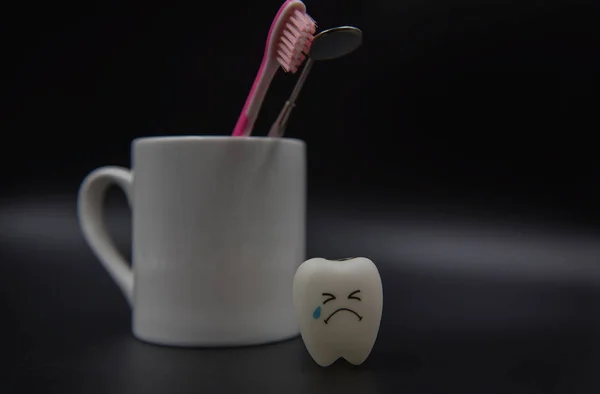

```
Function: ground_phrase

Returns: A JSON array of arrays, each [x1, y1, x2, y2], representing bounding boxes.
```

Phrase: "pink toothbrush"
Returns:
[[231, 0, 316, 137]]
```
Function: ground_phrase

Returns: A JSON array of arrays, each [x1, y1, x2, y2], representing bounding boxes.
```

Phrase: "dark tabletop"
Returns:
[[2, 195, 600, 394]]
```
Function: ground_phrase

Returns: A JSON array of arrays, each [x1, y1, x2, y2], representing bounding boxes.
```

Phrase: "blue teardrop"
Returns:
[[313, 306, 321, 319]]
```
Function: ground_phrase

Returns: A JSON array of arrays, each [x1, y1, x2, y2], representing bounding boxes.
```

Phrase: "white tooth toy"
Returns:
[[292, 257, 383, 367]]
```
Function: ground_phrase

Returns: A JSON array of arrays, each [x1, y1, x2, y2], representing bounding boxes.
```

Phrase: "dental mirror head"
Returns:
[[309, 26, 363, 61], [267, 25, 364, 138]]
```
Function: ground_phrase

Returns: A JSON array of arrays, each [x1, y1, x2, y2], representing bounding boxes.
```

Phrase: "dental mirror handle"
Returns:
[[268, 57, 315, 137]]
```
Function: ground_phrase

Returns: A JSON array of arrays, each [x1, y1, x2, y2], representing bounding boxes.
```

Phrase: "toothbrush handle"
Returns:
[[232, 60, 280, 137], [268, 58, 315, 138]]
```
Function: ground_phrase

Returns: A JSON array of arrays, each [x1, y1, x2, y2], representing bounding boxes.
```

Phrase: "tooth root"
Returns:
[[303, 338, 341, 367], [342, 342, 375, 365], [293, 257, 384, 367]]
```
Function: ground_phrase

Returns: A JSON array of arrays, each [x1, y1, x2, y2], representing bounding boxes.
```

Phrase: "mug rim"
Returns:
[[133, 135, 305, 147]]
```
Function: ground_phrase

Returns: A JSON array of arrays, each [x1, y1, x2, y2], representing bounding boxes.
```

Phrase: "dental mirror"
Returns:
[[268, 26, 363, 137], [309, 26, 363, 61]]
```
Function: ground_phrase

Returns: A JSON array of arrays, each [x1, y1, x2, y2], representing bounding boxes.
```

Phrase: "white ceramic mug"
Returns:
[[77, 136, 306, 347]]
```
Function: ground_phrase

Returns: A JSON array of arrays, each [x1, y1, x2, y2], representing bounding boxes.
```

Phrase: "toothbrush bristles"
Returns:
[[277, 9, 316, 73]]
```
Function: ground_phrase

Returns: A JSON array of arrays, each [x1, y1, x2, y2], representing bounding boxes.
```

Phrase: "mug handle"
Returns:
[[77, 166, 134, 306]]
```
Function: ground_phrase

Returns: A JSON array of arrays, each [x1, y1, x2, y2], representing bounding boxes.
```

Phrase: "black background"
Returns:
[[2, 1, 600, 393]]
